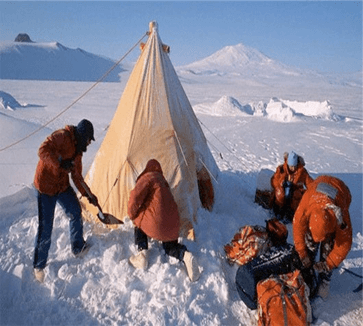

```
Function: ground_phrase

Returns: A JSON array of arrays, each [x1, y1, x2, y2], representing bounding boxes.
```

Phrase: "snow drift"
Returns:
[[194, 95, 342, 122], [0, 41, 124, 82], [0, 90, 22, 110]]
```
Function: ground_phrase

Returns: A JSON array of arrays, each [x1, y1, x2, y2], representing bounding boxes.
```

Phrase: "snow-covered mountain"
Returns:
[[0, 41, 124, 82], [177, 43, 361, 87], [180, 43, 295, 75]]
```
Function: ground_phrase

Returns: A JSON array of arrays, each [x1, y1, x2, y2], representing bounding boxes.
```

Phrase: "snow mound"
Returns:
[[265, 98, 341, 122], [0, 91, 22, 110], [194, 96, 341, 122], [194, 96, 253, 116], [265, 97, 297, 122], [282, 99, 341, 121]]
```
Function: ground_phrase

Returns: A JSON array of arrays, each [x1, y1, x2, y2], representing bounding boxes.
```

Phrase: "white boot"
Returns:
[[129, 250, 148, 269], [34, 268, 45, 283], [183, 251, 200, 282]]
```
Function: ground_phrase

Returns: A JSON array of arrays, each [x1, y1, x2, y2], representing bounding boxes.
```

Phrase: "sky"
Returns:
[[0, 1, 362, 73]]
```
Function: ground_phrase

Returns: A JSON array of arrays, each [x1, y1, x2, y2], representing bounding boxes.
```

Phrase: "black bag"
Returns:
[[235, 243, 300, 310]]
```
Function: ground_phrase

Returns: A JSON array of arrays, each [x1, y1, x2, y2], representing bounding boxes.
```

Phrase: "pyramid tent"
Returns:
[[81, 22, 219, 239]]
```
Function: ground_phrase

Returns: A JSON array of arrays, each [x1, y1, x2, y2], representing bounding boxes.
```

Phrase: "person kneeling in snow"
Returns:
[[293, 175, 352, 299], [271, 150, 314, 221], [33, 119, 98, 283], [127, 159, 200, 282]]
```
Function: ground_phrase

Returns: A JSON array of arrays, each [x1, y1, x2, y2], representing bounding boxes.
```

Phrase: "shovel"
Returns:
[[80, 180, 123, 225]]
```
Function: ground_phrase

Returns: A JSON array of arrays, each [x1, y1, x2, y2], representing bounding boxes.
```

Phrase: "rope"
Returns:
[[174, 130, 194, 180], [199, 157, 218, 184], [197, 118, 251, 171], [0, 32, 148, 153]]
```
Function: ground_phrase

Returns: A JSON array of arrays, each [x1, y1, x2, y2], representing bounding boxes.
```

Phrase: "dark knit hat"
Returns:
[[76, 119, 95, 141]]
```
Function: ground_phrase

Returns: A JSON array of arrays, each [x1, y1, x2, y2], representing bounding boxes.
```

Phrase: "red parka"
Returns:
[[33, 125, 90, 197], [293, 175, 352, 270], [271, 155, 314, 211], [127, 160, 180, 242]]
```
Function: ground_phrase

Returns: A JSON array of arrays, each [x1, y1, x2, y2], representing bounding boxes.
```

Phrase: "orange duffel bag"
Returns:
[[256, 270, 311, 326]]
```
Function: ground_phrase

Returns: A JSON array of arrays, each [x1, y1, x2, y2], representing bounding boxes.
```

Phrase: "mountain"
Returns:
[[178, 43, 304, 77], [0, 41, 124, 82], [177, 43, 361, 87]]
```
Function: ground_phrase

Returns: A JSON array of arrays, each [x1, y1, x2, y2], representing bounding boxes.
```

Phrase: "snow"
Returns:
[[0, 41, 124, 82], [0, 40, 362, 326]]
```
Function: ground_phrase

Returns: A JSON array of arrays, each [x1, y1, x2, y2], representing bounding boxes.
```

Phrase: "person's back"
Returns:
[[128, 159, 200, 282], [293, 175, 352, 298], [128, 166, 180, 242]]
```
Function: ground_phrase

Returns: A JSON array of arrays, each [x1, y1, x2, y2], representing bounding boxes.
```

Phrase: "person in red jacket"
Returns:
[[293, 175, 352, 299], [271, 151, 314, 221], [33, 119, 98, 282], [127, 159, 200, 282]]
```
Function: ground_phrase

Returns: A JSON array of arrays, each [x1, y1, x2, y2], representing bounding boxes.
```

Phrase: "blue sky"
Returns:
[[1, 1, 362, 73]]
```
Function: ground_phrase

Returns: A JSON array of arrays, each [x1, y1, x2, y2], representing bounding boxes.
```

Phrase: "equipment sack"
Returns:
[[224, 225, 270, 266], [256, 269, 312, 326], [235, 243, 299, 310]]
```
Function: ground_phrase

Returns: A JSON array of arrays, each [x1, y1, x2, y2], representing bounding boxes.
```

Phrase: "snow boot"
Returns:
[[183, 251, 200, 282], [129, 249, 148, 269], [34, 268, 45, 283]]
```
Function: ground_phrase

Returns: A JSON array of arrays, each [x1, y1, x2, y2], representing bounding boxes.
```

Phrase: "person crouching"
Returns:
[[293, 175, 352, 299], [127, 159, 200, 282]]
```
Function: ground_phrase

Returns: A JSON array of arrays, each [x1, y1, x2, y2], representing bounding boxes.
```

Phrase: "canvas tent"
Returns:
[[81, 21, 219, 239]]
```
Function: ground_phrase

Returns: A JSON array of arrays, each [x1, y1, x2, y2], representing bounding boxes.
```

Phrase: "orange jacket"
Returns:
[[293, 175, 352, 270], [127, 160, 180, 242], [33, 125, 89, 197], [271, 157, 313, 210]]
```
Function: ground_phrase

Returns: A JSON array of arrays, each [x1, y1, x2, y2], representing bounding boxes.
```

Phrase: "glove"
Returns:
[[86, 193, 99, 207], [313, 261, 330, 273], [301, 255, 312, 269], [60, 159, 74, 172]]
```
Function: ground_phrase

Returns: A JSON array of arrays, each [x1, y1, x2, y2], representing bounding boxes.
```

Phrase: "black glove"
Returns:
[[60, 159, 74, 171], [86, 193, 99, 207]]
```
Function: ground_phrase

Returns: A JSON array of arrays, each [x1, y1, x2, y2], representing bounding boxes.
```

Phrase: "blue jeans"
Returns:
[[33, 186, 85, 269]]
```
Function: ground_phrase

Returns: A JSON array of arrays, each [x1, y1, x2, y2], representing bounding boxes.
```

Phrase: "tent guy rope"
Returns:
[[0, 32, 149, 153]]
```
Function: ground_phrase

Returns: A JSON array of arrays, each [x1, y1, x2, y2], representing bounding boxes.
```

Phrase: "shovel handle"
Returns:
[[79, 179, 100, 210]]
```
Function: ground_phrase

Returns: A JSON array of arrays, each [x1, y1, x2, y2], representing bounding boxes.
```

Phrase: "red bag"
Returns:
[[224, 225, 270, 266], [256, 270, 311, 326]]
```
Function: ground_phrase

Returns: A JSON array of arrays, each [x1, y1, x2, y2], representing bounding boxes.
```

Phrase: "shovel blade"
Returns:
[[97, 211, 123, 225]]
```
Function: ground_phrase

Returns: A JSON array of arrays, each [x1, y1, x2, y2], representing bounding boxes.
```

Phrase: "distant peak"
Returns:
[[14, 33, 33, 43], [183, 42, 274, 70]]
